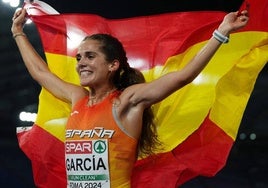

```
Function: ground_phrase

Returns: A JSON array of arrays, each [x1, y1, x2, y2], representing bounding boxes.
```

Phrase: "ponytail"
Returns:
[[118, 66, 162, 157]]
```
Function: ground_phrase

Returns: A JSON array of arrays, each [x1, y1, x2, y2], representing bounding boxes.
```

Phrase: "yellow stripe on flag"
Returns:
[[210, 33, 268, 140], [142, 31, 268, 152], [35, 53, 79, 142]]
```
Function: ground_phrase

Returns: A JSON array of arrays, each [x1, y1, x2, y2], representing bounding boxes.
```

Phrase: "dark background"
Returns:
[[0, 0, 267, 187]]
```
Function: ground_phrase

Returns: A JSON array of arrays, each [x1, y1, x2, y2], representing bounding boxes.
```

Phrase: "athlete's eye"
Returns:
[[85, 52, 95, 59], [76, 54, 81, 62]]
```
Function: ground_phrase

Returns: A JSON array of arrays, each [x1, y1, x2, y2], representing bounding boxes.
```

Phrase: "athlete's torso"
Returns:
[[65, 91, 138, 188]]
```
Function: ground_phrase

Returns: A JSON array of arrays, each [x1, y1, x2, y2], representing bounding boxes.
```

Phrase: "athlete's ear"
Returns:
[[109, 59, 120, 71]]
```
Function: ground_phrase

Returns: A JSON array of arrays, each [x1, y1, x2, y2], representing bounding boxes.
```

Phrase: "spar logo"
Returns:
[[66, 141, 92, 154], [93, 140, 107, 154]]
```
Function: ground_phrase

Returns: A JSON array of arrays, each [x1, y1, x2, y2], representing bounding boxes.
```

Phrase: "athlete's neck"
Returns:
[[88, 87, 117, 106]]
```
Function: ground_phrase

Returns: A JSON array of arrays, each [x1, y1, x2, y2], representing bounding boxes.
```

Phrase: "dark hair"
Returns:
[[83, 33, 161, 157]]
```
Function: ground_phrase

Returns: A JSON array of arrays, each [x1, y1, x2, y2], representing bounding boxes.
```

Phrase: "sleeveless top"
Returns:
[[65, 91, 138, 188]]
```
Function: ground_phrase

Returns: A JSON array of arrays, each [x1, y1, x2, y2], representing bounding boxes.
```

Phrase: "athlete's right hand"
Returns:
[[11, 8, 27, 34]]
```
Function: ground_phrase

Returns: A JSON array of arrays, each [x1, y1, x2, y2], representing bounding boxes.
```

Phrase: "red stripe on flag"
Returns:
[[17, 125, 66, 188], [30, 12, 225, 70], [132, 114, 234, 187]]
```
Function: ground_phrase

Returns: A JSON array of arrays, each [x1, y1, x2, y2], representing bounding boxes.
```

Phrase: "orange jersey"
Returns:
[[65, 91, 138, 188]]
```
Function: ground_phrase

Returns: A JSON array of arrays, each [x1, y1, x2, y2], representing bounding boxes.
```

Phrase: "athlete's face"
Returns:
[[76, 39, 112, 87]]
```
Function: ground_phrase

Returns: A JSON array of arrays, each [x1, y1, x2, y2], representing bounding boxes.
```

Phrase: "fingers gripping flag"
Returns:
[[16, 0, 268, 187]]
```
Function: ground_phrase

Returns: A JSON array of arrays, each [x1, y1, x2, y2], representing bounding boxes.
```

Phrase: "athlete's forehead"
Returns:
[[76, 39, 103, 56]]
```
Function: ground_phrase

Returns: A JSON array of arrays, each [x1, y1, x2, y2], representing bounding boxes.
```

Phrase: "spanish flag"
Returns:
[[17, 0, 268, 187]]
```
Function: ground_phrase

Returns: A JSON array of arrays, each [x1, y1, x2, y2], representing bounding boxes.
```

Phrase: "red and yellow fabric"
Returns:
[[17, 0, 268, 187]]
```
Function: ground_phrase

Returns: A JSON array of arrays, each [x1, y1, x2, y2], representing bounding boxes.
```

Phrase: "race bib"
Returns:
[[66, 139, 110, 188]]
